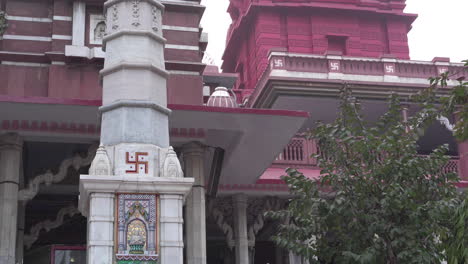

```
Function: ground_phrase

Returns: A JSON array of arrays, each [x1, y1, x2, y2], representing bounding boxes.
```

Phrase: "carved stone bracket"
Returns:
[[24, 205, 80, 248], [247, 197, 286, 248], [208, 197, 235, 249], [19, 144, 98, 201], [208, 196, 286, 251]]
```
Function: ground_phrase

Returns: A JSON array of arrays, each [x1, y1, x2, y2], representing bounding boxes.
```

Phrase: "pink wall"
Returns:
[[0, 0, 206, 105], [223, 0, 415, 92]]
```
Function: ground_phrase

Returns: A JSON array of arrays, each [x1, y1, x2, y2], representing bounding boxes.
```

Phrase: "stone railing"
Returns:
[[248, 52, 467, 107], [273, 137, 461, 176], [274, 137, 318, 166], [268, 52, 467, 80]]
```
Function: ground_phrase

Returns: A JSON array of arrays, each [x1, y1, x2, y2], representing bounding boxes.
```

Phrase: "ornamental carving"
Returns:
[[0, 11, 7, 35], [151, 6, 161, 32], [162, 147, 183, 178], [89, 145, 112, 176], [247, 197, 286, 248], [111, 4, 119, 30], [19, 144, 98, 201], [208, 197, 235, 249], [24, 205, 80, 248], [131, 0, 141, 27], [116, 194, 159, 264]]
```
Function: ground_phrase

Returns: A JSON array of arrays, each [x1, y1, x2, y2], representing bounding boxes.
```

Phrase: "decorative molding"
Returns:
[[208, 198, 235, 249], [53, 16, 72, 21], [19, 144, 98, 201], [1, 120, 206, 139], [170, 128, 205, 138], [98, 99, 171, 115], [165, 44, 199, 51], [1, 120, 100, 135], [2, 34, 52, 42], [1, 61, 50, 67], [162, 25, 199, 32], [89, 145, 113, 175], [24, 205, 80, 248], [52, 34, 73, 40], [5, 14, 52, 23]]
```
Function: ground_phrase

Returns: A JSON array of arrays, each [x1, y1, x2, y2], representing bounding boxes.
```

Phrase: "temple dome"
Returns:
[[207, 87, 238, 108]]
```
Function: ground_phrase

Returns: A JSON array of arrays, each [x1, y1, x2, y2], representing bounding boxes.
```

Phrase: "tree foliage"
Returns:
[[269, 87, 462, 263], [0, 11, 7, 36], [423, 59, 468, 141]]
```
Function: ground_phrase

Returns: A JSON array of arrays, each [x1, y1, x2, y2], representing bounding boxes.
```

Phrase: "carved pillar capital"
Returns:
[[0, 133, 23, 151]]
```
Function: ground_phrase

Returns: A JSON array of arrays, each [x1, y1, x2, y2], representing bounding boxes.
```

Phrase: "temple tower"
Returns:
[[222, 0, 416, 98], [78, 0, 193, 263]]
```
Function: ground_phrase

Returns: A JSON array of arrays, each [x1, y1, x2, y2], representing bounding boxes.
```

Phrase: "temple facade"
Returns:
[[0, 0, 466, 264]]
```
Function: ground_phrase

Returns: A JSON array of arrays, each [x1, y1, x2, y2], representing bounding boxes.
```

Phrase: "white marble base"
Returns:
[[79, 175, 193, 264]]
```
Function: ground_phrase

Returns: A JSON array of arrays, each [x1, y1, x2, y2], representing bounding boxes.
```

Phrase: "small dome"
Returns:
[[207, 87, 238, 108]]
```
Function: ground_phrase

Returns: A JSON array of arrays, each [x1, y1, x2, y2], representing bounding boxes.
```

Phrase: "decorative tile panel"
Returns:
[[116, 193, 159, 264]]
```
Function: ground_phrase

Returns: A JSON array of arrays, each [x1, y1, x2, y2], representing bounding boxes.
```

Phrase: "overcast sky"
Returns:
[[200, 0, 468, 68]]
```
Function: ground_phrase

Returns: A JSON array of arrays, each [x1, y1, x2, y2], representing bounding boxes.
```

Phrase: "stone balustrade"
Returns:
[[273, 137, 461, 177], [247, 52, 467, 107]]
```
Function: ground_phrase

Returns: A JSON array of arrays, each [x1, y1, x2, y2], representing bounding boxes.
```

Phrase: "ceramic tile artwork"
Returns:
[[116, 194, 159, 264]]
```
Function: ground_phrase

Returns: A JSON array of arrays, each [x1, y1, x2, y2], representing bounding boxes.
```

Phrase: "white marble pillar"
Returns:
[[79, 1, 193, 264], [0, 133, 23, 264], [233, 194, 249, 264], [182, 142, 206, 264], [86, 193, 115, 264]]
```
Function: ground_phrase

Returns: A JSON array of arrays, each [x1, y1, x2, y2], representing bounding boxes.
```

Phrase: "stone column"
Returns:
[[0, 133, 23, 264], [233, 194, 249, 264], [182, 142, 206, 264], [15, 201, 25, 264]]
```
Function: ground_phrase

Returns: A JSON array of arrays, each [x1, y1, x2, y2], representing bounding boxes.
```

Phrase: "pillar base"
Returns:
[[79, 175, 193, 264]]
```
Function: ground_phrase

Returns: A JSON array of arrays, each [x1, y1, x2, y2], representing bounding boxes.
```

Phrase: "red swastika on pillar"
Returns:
[[125, 152, 149, 174]]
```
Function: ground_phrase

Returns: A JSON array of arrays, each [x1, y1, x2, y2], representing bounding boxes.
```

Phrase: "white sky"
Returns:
[[200, 0, 468, 67]]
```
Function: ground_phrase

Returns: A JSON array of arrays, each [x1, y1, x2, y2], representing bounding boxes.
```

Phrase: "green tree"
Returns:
[[0, 11, 7, 35], [424, 60, 468, 141], [269, 88, 461, 264], [426, 59, 468, 264]]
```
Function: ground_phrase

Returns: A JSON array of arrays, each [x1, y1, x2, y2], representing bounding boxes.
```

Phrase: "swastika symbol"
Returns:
[[385, 65, 395, 73], [330, 62, 340, 71], [273, 59, 284, 68], [125, 152, 149, 174]]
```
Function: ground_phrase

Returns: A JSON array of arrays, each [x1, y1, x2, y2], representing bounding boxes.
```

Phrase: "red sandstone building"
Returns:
[[0, 0, 466, 264]]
